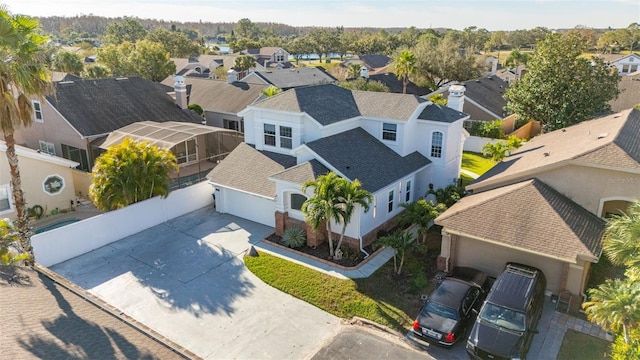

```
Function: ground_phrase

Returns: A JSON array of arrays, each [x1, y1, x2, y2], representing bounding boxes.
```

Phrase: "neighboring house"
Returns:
[[353, 72, 431, 96], [207, 83, 469, 251], [343, 54, 393, 75], [239, 47, 292, 69], [239, 67, 337, 90], [2, 265, 187, 359], [495, 65, 527, 84], [427, 76, 508, 123], [172, 55, 248, 79], [1, 141, 79, 220], [597, 53, 640, 75], [161, 76, 268, 132], [609, 72, 640, 112], [11, 77, 202, 172], [435, 108, 640, 309]]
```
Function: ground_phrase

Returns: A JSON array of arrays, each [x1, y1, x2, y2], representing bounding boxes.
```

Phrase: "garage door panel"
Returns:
[[219, 189, 275, 227], [455, 236, 564, 293]]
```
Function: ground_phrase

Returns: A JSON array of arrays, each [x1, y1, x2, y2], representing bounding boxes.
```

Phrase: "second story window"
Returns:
[[33, 100, 43, 123], [280, 126, 292, 149], [405, 180, 411, 202], [431, 131, 443, 158], [264, 124, 276, 146], [39, 140, 55, 155], [388, 190, 394, 213], [382, 123, 397, 141]]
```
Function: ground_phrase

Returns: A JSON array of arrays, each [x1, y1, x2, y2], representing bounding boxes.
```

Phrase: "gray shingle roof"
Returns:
[[48, 77, 199, 137], [418, 103, 468, 123], [269, 160, 330, 185], [470, 108, 640, 190], [367, 73, 432, 95], [305, 127, 431, 192], [160, 77, 267, 114], [351, 54, 392, 69], [2, 265, 188, 360], [448, 76, 508, 118], [249, 67, 337, 89], [251, 84, 426, 126], [206, 143, 296, 197], [436, 179, 605, 261], [610, 73, 640, 112]]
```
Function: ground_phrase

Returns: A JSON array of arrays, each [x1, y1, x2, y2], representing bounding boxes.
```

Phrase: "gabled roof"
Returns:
[[269, 160, 330, 184], [436, 179, 605, 262], [367, 73, 432, 95], [206, 143, 296, 198], [250, 84, 426, 126], [418, 103, 468, 123], [2, 266, 187, 359], [242, 47, 284, 57], [47, 77, 200, 137], [160, 77, 267, 114], [610, 73, 640, 112], [347, 54, 392, 69], [470, 109, 640, 190], [243, 67, 336, 90], [305, 127, 431, 193], [596, 53, 640, 64], [447, 76, 508, 118]]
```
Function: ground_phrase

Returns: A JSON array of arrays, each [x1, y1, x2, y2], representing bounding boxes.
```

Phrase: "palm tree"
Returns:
[[482, 141, 510, 162], [301, 172, 345, 257], [89, 138, 178, 211], [399, 199, 446, 243], [0, 218, 29, 265], [394, 50, 416, 94], [583, 278, 640, 344], [334, 179, 372, 254], [0, 8, 53, 263], [347, 63, 361, 79], [377, 230, 415, 275], [234, 55, 257, 79], [53, 50, 84, 75], [603, 201, 640, 269]]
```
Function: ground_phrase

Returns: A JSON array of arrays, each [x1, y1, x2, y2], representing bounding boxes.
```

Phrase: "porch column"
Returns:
[[437, 230, 453, 272]]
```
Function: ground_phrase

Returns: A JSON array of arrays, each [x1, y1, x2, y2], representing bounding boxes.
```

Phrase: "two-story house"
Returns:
[[435, 108, 640, 309], [598, 53, 640, 75], [239, 67, 337, 91], [239, 47, 292, 69], [207, 83, 469, 251], [11, 77, 202, 172]]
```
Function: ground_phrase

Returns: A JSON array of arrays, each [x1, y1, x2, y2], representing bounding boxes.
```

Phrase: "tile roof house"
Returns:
[[11, 77, 202, 172], [435, 108, 640, 307], [239, 67, 337, 90], [2, 265, 189, 359], [207, 83, 469, 251], [161, 76, 268, 132]]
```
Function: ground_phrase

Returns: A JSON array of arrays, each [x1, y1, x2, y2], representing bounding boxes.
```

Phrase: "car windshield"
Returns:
[[424, 301, 459, 320], [479, 303, 525, 332]]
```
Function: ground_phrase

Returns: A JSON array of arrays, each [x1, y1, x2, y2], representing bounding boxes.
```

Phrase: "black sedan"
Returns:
[[409, 267, 491, 347]]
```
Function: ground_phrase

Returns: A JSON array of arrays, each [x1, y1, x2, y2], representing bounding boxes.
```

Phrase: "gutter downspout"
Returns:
[[358, 208, 369, 258]]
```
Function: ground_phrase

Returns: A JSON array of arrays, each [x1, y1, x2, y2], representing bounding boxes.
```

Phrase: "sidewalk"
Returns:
[[537, 311, 613, 360], [255, 240, 395, 279]]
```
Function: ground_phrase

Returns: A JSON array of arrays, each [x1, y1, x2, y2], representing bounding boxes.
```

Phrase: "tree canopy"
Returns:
[[97, 40, 175, 82], [89, 138, 178, 211], [505, 32, 620, 132], [103, 17, 148, 45]]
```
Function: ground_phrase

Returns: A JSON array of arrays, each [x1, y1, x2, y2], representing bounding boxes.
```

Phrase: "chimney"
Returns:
[[227, 69, 238, 83], [486, 57, 498, 76], [174, 75, 187, 109], [447, 84, 465, 112], [360, 66, 369, 78]]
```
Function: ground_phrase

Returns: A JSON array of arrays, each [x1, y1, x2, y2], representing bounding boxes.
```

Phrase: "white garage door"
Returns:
[[218, 188, 275, 227], [454, 236, 564, 293]]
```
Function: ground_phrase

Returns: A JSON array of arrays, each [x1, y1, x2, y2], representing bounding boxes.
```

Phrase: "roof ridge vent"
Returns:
[[58, 81, 74, 85], [115, 77, 129, 81], [597, 132, 608, 139]]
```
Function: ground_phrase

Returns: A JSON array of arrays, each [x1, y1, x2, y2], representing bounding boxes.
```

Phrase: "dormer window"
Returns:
[[33, 100, 43, 123], [382, 123, 397, 141], [431, 131, 443, 158], [280, 126, 292, 149], [275, 50, 285, 63], [264, 124, 276, 146]]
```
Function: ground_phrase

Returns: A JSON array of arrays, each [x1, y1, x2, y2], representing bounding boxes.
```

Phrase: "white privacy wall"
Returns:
[[33, 182, 215, 267]]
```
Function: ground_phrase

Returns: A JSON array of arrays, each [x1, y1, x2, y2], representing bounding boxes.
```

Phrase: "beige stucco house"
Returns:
[[1, 141, 80, 220], [435, 108, 640, 310]]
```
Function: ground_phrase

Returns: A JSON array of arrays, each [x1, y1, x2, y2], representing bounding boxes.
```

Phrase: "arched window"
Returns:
[[290, 193, 307, 211], [431, 132, 444, 158]]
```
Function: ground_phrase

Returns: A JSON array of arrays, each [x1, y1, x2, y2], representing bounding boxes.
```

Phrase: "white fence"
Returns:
[[33, 182, 215, 267], [464, 135, 502, 153]]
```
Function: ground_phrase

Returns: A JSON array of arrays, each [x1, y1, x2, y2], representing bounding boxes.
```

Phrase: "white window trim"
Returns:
[[430, 131, 444, 159], [287, 192, 307, 220], [0, 184, 14, 215], [39, 140, 56, 155], [263, 123, 295, 150], [33, 100, 43, 123], [387, 189, 394, 213], [382, 122, 397, 142]]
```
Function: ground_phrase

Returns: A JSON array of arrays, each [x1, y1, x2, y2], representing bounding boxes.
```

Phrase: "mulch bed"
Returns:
[[263, 233, 375, 268]]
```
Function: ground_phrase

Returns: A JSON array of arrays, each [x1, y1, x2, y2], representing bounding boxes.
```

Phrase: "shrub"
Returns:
[[281, 226, 306, 249], [467, 119, 505, 139], [188, 103, 204, 115]]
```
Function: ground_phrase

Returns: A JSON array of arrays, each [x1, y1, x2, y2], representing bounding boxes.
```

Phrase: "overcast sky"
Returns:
[[4, 0, 639, 31]]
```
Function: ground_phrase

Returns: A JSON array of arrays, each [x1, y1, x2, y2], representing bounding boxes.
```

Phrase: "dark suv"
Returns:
[[466, 263, 546, 360]]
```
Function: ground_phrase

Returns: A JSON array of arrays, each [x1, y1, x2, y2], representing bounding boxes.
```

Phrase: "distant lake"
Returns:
[[289, 53, 342, 60], [218, 46, 230, 54]]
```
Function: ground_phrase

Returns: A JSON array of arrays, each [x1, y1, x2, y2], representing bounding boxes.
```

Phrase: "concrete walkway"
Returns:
[[537, 311, 613, 360], [460, 169, 480, 179]]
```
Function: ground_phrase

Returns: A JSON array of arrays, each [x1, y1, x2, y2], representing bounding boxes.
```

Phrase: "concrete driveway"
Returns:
[[50, 206, 341, 359]]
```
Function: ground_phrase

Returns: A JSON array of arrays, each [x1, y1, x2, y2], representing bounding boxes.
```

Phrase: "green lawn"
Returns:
[[244, 244, 435, 333], [557, 329, 611, 360], [461, 151, 495, 177]]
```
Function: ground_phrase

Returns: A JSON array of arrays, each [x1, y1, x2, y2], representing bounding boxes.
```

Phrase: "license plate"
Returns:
[[422, 328, 442, 339]]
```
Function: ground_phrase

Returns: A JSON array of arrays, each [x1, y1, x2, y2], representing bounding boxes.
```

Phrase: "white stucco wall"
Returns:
[[463, 136, 502, 153], [215, 187, 275, 227], [32, 181, 215, 267]]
